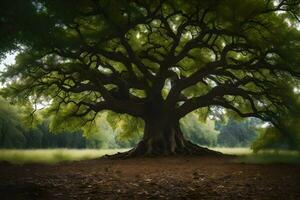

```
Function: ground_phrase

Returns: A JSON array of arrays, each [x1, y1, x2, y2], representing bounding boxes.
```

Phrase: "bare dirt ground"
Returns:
[[0, 156, 300, 200]]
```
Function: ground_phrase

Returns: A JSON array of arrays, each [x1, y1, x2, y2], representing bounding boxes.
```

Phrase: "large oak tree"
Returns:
[[1, 0, 300, 156]]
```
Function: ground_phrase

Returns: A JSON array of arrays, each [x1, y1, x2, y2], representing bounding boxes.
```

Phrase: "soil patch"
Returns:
[[0, 156, 299, 199]]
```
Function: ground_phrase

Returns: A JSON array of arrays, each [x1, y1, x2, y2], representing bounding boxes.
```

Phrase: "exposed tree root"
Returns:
[[104, 120, 224, 159], [104, 140, 223, 159]]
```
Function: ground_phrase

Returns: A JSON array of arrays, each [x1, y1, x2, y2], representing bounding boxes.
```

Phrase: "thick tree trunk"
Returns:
[[110, 115, 222, 158]]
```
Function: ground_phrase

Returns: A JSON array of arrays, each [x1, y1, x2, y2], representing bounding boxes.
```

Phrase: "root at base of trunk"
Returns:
[[105, 140, 223, 159]]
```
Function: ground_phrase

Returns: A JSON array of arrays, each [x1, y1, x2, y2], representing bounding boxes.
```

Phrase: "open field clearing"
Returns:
[[0, 149, 129, 164], [0, 148, 299, 164]]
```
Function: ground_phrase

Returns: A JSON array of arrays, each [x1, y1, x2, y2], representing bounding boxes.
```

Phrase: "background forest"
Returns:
[[0, 97, 295, 151]]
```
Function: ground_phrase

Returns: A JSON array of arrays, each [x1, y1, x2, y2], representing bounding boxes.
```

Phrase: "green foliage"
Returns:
[[1, 0, 300, 151], [0, 97, 142, 149], [251, 127, 284, 152], [0, 98, 26, 148], [181, 113, 219, 146], [252, 87, 300, 152], [252, 125, 300, 152], [0, 0, 38, 58], [0, 97, 87, 149], [106, 112, 143, 143], [85, 115, 118, 149]]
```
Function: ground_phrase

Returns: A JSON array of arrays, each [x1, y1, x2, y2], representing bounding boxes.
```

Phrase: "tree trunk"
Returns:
[[110, 115, 222, 158]]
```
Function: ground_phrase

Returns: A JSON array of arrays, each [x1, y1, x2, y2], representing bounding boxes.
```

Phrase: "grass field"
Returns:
[[0, 149, 129, 164], [0, 148, 299, 164]]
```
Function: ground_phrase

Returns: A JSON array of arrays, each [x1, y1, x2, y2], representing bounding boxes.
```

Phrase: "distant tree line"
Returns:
[[181, 113, 259, 147], [216, 119, 258, 147], [0, 97, 261, 149]]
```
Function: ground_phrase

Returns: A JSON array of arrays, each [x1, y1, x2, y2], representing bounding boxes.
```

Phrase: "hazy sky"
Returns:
[[0, 53, 16, 72]]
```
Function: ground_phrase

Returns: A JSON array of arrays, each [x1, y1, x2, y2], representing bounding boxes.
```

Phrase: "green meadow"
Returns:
[[0, 148, 299, 165], [0, 149, 128, 164]]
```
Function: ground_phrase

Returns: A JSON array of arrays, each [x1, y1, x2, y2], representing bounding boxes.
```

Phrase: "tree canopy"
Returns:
[[1, 0, 300, 156]]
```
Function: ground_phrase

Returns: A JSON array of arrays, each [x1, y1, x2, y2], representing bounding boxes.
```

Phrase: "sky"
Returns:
[[0, 53, 16, 72]]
